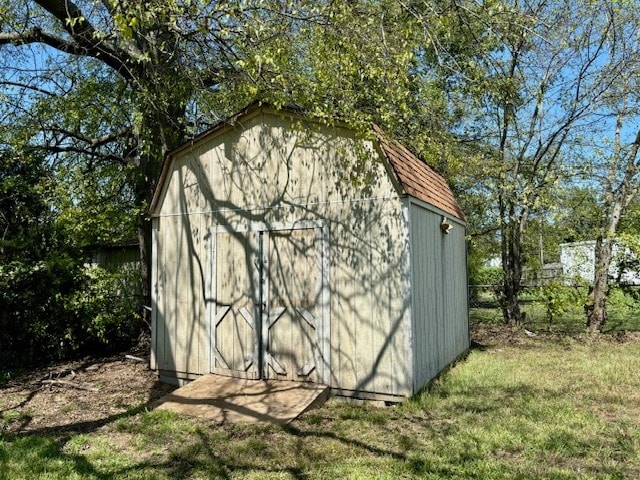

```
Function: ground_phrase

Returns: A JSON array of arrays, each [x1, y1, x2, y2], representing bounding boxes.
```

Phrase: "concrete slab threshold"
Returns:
[[154, 374, 330, 425]]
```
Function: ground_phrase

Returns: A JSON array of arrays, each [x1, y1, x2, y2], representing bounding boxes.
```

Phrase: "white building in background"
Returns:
[[484, 256, 502, 268], [559, 240, 640, 285]]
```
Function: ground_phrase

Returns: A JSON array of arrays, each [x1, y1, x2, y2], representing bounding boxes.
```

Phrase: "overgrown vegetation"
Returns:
[[0, 150, 141, 367], [470, 282, 640, 334], [0, 261, 142, 368], [1, 330, 638, 479]]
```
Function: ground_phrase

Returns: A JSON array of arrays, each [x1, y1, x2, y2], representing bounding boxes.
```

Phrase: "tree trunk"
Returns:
[[499, 203, 526, 325], [137, 212, 152, 329], [501, 247, 525, 325], [586, 238, 613, 331], [585, 125, 640, 331], [133, 92, 187, 333], [501, 277, 523, 325]]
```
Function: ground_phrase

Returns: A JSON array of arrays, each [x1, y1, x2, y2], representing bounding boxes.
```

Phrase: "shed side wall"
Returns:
[[409, 201, 469, 392]]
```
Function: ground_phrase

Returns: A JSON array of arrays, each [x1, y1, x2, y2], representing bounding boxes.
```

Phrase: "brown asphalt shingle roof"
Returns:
[[374, 125, 465, 221]]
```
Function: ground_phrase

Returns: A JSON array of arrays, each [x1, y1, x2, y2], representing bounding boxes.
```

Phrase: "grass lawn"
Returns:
[[1, 328, 639, 479]]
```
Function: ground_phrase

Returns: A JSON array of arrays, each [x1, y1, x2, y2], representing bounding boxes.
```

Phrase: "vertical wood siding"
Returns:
[[210, 230, 259, 378], [266, 228, 321, 382], [409, 201, 469, 392], [152, 111, 462, 397]]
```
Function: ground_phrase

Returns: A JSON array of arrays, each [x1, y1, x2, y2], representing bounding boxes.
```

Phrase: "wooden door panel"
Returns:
[[265, 228, 321, 382], [211, 231, 259, 378]]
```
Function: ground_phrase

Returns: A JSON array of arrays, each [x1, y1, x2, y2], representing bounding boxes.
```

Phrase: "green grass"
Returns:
[[2, 336, 639, 479]]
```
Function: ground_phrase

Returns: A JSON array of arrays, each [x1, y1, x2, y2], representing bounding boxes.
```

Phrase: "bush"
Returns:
[[472, 266, 504, 286], [0, 256, 83, 365], [67, 266, 142, 349], [0, 149, 142, 367], [0, 259, 142, 368], [469, 267, 504, 304], [535, 282, 585, 326]]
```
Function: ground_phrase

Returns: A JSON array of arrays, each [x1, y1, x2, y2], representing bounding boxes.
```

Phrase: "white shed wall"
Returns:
[[409, 200, 469, 392]]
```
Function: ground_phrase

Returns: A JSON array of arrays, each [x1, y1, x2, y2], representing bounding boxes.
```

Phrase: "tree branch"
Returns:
[[49, 126, 132, 148], [43, 144, 128, 165], [0, 80, 57, 96], [0, 0, 138, 81], [1, 26, 134, 81]]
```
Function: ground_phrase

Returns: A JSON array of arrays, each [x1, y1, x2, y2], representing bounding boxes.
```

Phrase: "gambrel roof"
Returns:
[[150, 105, 464, 221]]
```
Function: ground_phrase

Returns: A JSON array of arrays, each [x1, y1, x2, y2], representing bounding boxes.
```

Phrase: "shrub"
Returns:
[[0, 256, 84, 365], [67, 266, 142, 349], [0, 149, 142, 367], [535, 282, 585, 326], [0, 259, 142, 368]]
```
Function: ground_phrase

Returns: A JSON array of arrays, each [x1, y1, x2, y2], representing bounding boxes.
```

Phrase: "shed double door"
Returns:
[[210, 226, 323, 383]]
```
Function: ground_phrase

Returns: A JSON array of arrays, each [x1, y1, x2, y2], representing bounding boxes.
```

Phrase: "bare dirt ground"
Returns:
[[2, 325, 639, 437], [0, 351, 176, 438], [471, 322, 640, 347]]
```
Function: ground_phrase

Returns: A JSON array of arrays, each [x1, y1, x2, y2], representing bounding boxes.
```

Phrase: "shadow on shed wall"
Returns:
[[152, 113, 417, 398]]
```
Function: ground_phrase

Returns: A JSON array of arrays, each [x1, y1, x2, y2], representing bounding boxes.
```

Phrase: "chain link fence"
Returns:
[[468, 284, 640, 332]]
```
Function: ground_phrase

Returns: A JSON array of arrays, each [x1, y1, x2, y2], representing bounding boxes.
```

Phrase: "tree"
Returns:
[[533, 0, 640, 331], [550, 187, 601, 245], [584, 2, 640, 330], [517, 186, 601, 273], [2, 0, 209, 326], [458, 0, 624, 325], [0, 148, 52, 262], [586, 128, 640, 331], [0, 1, 412, 327], [2, 0, 488, 337], [0, 148, 77, 364]]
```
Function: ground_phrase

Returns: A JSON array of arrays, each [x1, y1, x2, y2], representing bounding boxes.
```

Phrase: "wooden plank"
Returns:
[[163, 217, 179, 372], [331, 223, 358, 391], [265, 352, 286, 375], [268, 307, 286, 327], [261, 231, 270, 380], [193, 214, 206, 374], [401, 199, 415, 394], [155, 374, 330, 425], [319, 223, 330, 385], [352, 254, 370, 391], [174, 215, 190, 373], [368, 210, 395, 395], [297, 308, 316, 329], [206, 227, 215, 373], [214, 306, 230, 326], [249, 232, 262, 379], [150, 218, 159, 371], [213, 348, 230, 370], [239, 307, 255, 328], [298, 361, 316, 377]]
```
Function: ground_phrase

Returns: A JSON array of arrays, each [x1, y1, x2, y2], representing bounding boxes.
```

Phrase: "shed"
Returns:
[[560, 240, 640, 285], [149, 105, 469, 401], [85, 241, 140, 272]]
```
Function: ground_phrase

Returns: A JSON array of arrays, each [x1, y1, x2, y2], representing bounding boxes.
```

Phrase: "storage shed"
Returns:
[[149, 105, 469, 401]]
